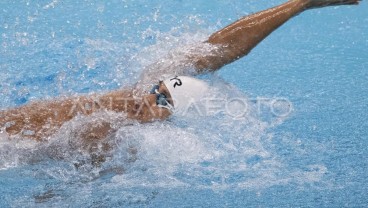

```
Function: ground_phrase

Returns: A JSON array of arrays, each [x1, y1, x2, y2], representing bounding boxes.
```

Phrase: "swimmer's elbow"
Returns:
[[191, 43, 251, 72]]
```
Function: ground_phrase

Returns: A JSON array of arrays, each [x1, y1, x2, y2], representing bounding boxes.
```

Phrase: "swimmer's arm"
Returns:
[[0, 89, 134, 140], [0, 96, 96, 140], [190, 0, 360, 72]]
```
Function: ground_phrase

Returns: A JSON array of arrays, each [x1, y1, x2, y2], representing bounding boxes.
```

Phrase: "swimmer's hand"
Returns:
[[308, 0, 361, 9]]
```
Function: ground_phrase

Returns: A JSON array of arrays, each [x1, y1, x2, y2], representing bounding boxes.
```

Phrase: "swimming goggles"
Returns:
[[150, 85, 173, 110]]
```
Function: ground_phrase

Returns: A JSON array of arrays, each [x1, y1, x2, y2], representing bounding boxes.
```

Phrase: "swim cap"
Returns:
[[163, 76, 209, 113]]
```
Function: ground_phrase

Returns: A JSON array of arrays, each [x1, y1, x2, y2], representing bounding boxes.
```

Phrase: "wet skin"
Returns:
[[0, 0, 361, 140], [0, 82, 172, 140]]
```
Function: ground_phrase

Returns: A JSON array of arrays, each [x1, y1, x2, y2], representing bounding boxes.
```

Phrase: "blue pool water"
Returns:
[[1, 0, 367, 207]]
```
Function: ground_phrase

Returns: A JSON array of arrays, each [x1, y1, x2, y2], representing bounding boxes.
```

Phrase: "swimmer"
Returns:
[[0, 0, 362, 141]]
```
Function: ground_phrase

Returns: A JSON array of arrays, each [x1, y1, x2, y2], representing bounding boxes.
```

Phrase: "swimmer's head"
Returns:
[[162, 76, 209, 113]]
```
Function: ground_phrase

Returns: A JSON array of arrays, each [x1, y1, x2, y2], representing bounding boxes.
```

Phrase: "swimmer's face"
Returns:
[[141, 81, 173, 121]]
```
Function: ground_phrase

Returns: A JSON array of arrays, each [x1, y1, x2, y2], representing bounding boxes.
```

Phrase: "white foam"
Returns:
[[0, 29, 327, 192]]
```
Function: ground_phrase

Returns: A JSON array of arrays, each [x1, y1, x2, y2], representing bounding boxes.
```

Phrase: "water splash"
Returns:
[[0, 21, 329, 207]]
